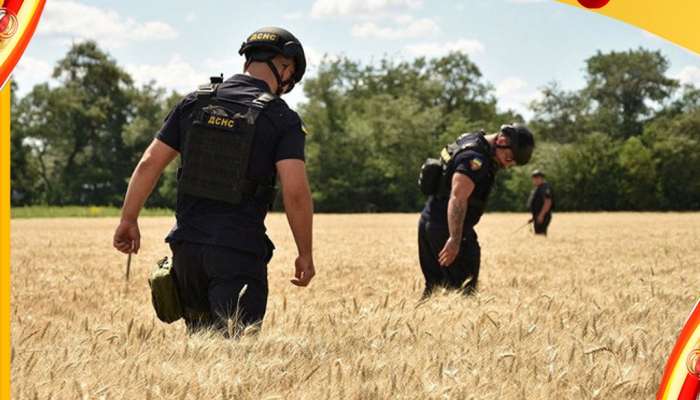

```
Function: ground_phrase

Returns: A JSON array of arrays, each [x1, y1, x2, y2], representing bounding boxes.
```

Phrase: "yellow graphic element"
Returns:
[[248, 32, 278, 42], [301, 123, 308, 135], [0, 80, 9, 400], [207, 115, 235, 128], [470, 158, 482, 171], [440, 148, 451, 163], [556, 0, 700, 55]]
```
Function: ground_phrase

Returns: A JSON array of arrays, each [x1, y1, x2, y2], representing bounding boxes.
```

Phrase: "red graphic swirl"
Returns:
[[578, 0, 610, 8]]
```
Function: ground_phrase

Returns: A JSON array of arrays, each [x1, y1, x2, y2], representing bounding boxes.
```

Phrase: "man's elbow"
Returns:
[[133, 154, 164, 178], [282, 187, 312, 209]]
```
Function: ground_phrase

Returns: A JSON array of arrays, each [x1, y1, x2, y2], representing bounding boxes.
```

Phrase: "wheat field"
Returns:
[[10, 213, 700, 399]]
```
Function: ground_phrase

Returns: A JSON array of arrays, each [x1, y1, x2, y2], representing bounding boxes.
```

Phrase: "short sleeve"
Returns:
[[543, 184, 553, 198], [453, 151, 489, 183], [156, 94, 197, 152], [274, 112, 306, 162]]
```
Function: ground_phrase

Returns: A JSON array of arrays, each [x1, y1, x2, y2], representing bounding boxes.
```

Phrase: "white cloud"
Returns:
[[126, 56, 204, 94], [404, 39, 484, 58], [495, 77, 542, 118], [352, 16, 439, 39], [311, 0, 422, 18], [38, 0, 178, 48], [11, 56, 56, 94], [125, 55, 250, 95], [675, 65, 700, 87], [496, 77, 528, 97], [283, 12, 305, 20]]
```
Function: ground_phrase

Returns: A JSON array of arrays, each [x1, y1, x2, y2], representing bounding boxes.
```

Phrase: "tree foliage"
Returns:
[[9, 42, 700, 211]]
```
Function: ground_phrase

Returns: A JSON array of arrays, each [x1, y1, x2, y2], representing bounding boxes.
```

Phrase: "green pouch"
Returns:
[[148, 256, 183, 323]]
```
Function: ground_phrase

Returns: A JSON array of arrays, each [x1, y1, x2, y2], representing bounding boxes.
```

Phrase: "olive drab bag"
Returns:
[[148, 256, 183, 323], [418, 131, 488, 196], [177, 76, 278, 207]]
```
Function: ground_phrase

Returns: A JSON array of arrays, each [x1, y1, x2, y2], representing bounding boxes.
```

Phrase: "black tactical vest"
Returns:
[[177, 80, 277, 205], [437, 131, 492, 197]]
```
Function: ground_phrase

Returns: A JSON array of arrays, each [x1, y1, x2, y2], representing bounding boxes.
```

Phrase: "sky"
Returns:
[[12, 0, 700, 119]]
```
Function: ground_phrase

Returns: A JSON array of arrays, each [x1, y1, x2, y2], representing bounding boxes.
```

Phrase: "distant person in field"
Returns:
[[113, 27, 315, 336], [417, 124, 535, 298], [527, 169, 553, 236]]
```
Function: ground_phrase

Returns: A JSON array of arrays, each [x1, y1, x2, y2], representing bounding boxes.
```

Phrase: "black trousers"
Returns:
[[533, 213, 552, 235], [418, 218, 481, 297], [170, 241, 271, 336]]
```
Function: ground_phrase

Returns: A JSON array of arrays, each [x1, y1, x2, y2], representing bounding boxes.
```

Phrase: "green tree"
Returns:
[[618, 137, 657, 209], [300, 53, 506, 211], [584, 48, 678, 139], [10, 80, 42, 205], [529, 82, 591, 143], [552, 133, 622, 210], [15, 41, 136, 204], [643, 114, 700, 209]]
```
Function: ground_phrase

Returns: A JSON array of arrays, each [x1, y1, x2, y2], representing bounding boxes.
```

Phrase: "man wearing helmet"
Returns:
[[418, 124, 535, 298], [113, 27, 315, 336], [528, 169, 553, 236]]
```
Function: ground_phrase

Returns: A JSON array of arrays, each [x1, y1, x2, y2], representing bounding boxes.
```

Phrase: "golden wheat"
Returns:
[[10, 213, 700, 399]]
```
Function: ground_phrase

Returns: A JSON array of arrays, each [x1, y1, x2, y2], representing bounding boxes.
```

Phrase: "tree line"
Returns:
[[9, 41, 700, 211]]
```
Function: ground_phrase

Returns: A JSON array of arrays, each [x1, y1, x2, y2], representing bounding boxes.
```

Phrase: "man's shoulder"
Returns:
[[267, 99, 303, 127], [453, 150, 490, 174], [172, 91, 199, 112]]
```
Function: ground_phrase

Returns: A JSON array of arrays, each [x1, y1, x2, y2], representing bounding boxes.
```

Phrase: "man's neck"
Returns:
[[244, 63, 278, 94]]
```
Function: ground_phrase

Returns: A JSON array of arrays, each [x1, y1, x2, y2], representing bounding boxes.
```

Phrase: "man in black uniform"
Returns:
[[113, 27, 315, 336], [418, 124, 534, 298], [528, 169, 553, 236]]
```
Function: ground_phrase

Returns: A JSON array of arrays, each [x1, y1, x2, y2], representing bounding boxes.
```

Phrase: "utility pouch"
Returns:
[[419, 158, 443, 195], [148, 256, 183, 324]]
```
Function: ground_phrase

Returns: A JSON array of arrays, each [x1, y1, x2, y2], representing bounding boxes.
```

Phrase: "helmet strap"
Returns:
[[265, 60, 295, 95]]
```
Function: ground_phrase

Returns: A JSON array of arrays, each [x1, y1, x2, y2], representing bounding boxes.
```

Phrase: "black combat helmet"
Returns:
[[500, 124, 535, 165], [239, 27, 306, 94]]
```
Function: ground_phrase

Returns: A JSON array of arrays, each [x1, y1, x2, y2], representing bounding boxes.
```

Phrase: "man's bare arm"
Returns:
[[438, 173, 475, 267], [276, 159, 315, 286], [114, 139, 178, 254]]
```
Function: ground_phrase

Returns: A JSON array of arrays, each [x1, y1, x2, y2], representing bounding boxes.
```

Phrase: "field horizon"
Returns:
[[10, 212, 700, 399]]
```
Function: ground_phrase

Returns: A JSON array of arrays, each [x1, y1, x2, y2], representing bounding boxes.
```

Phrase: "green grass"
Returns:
[[11, 206, 173, 219]]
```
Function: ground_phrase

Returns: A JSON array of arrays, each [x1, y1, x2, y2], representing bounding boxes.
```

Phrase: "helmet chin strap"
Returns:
[[265, 60, 295, 95]]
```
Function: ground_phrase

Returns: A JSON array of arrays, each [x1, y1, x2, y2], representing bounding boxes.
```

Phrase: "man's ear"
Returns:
[[495, 134, 509, 147]]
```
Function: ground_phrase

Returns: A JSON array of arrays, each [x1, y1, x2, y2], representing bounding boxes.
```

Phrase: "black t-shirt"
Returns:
[[156, 74, 306, 256], [528, 182, 553, 215], [421, 134, 496, 231]]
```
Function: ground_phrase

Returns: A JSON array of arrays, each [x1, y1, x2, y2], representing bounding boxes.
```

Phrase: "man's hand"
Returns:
[[438, 237, 460, 267], [113, 138, 177, 255], [113, 220, 140, 254], [291, 255, 315, 287]]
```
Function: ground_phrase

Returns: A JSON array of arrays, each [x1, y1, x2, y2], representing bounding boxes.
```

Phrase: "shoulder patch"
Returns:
[[469, 157, 483, 171]]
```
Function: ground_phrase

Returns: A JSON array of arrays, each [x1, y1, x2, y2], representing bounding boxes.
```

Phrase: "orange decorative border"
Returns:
[[556, 0, 700, 55], [0, 0, 46, 90], [1, 1, 700, 399], [1, 77, 10, 400], [657, 300, 700, 400]]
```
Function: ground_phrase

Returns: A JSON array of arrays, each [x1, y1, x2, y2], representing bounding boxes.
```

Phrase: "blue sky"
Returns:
[[13, 0, 700, 119]]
